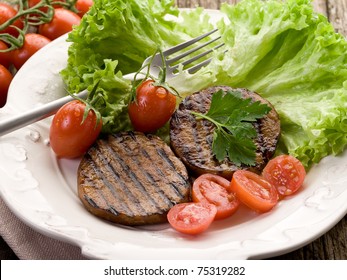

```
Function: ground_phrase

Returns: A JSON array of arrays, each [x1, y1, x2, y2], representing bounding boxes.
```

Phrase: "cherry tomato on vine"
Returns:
[[192, 174, 240, 220], [230, 170, 278, 213], [262, 155, 306, 197], [167, 202, 217, 235], [0, 3, 24, 37], [28, 0, 65, 22], [75, 0, 93, 17], [49, 100, 102, 158], [0, 40, 11, 68], [11, 33, 51, 70], [0, 64, 13, 108], [38, 8, 81, 40], [128, 79, 177, 133], [29, 0, 65, 11]]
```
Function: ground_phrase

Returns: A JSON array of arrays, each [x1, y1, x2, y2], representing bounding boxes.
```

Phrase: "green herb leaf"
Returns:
[[213, 130, 257, 165], [193, 89, 271, 166]]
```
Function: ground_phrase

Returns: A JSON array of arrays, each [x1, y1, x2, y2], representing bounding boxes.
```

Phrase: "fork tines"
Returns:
[[165, 28, 224, 74]]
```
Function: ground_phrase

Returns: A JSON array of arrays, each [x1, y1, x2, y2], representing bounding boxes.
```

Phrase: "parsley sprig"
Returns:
[[191, 89, 271, 166]]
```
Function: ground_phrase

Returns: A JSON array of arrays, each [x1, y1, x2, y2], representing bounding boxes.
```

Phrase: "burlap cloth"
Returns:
[[0, 197, 87, 260]]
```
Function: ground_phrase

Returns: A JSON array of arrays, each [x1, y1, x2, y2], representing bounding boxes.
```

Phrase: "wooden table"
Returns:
[[1, 0, 346, 260]]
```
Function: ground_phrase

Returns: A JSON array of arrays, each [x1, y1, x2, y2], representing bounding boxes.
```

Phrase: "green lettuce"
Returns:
[[61, 0, 347, 168], [61, 0, 211, 133], [171, 0, 347, 167]]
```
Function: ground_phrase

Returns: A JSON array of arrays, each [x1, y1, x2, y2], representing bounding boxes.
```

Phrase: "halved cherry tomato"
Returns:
[[230, 170, 278, 213], [128, 79, 176, 133], [75, 0, 93, 17], [192, 174, 240, 220], [11, 33, 51, 70], [167, 202, 217, 235], [0, 3, 24, 37], [0, 64, 13, 108], [49, 100, 102, 158], [0, 40, 11, 68], [262, 155, 306, 197], [38, 8, 81, 40]]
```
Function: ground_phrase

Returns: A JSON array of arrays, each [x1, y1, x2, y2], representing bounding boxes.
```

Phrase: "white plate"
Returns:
[[1, 9, 347, 260]]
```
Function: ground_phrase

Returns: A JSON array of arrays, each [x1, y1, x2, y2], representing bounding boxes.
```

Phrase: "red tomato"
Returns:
[[128, 79, 177, 133], [0, 40, 11, 68], [29, 0, 65, 11], [11, 33, 51, 70], [262, 155, 306, 197], [49, 100, 102, 158], [75, 0, 93, 17], [0, 64, 13, 108], [192, 174, 240, 220], [38, 8, 81, 40], [230, 170, 278, 213], [167, 202, 217, 235], [28, 0, 64, 22], [0, 3, 24, 37]]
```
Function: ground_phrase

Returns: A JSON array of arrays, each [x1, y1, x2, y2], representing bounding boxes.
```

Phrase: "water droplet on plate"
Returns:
[[26, 130, 41, 143]]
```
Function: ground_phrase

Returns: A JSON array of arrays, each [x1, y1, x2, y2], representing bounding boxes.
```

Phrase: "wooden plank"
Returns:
[[328, 0, 347, 36], [312, 0, 328, 16], [177, 0, 328, 12], [176, 0, 346, 37], [176, 0, 238, 9]]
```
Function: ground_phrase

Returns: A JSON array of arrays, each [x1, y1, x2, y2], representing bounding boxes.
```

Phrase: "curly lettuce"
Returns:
[[61, 0, 347, 168], [61, 0, 213, 133], [171, 0, 347, 167]]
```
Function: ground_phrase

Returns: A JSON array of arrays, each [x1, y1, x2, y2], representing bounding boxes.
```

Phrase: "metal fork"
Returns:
[[0, 29, 223, 137]]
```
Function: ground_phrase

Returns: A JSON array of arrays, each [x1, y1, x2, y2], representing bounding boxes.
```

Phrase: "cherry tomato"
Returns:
[[38, 8, 81, 40], [29, 0, 65, 11], [192, 174, 240, 220], [262, 155, 306, 197], [75, 0, 93, 17], [0, 64, 13, 108], [28, 0, 65, 22], [167, 202, 217, 235], [49, 100, 102, 158], [11, 33, 51, 70], [128, 80, 177, 133], [0, 3, 24, 37], [230, 170, 278, 213], [0, 40, 11, 68]]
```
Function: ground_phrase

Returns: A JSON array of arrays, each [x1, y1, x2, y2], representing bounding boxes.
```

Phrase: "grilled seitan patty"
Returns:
[[170, 86, 281, 180], [77, 131, 191, 226]]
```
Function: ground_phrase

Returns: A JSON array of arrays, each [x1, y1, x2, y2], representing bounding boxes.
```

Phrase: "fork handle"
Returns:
[[0, 71, 145, 137], [0, 90, 88, 137]]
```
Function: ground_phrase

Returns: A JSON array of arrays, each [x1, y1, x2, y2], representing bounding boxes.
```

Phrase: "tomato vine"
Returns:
[[0, 0, 78, 51]]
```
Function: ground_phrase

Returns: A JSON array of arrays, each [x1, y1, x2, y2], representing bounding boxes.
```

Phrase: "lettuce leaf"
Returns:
[[221, 0, 347, 168], [61, 0, 347, 168], [171, 0, 347, 167], [61, 0, 215, 133]]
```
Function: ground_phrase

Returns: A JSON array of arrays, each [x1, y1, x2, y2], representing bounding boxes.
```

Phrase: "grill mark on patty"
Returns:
[[102, 136, 164, 215], [127, 134, 188, 200], [78, 131, 191, 225], [154, 147, 190, 193], [140, 148, 187, 201], [192, 91, 217, 170], [84, 195, 98, 208], [114, 135, 176, 211], [85, 145, 144, 217]]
